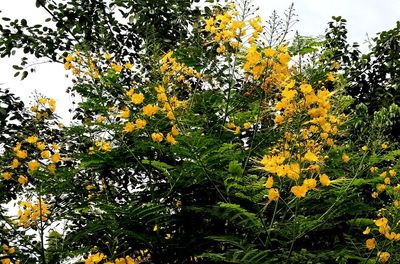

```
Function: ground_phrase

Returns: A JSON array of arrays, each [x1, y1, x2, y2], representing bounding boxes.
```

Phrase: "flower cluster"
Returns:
[[17, 200, 51, 228]]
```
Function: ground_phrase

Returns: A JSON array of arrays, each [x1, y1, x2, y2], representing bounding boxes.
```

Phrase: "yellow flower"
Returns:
[[268, 188, 279, 202], [165, 233, 172, 240], [151, 132, 163, 143], [131, 93, 144, 105], [104, 53, 112, 60], [326, 72, 335, 82], [143, 104, 159, 117], [157, 93, 168, 103], [153, 225, 158, 231], [374, 217, 388, 227], [2, 172, 12, 180], [243, 122, 252, 129], [41, 150, 51, 159], [300, 84, 313, 94], [389, 169, 396, 177], [384, 177, 391, 185], [97, 116, 105, 123], [377, 252, 390, 263], [167, 111, 175, 121], [18, 175, 28, 185], [341, 153, 350, 163], [11, 158, 20, 169], [1, 258, 11, 264], [303, 178, 317, 190], [381, 143, 388, 149], [135, 119, 147, 129], [51, 153, 61, 163], [111, 63, 123, 72], [28, 160, 40, 172], [371, 192, 378, 198], [376, 184, 386, 193], [319, 174, 330, 186], [363, 227, 371, 235], [275, 114, 284, 125], [370, 167, 378, 173], [123, 122, 135, 133], [303, 151, 318, 162], [48, 164, 56, 175], [125, 62, 133, 70], [361, 145, 368, 151], [265, 176, 274, 189], [119, 107, 130, 119], [36, 142, 46, 151], [8, 247, 15, 254], [216, 44, 226, 53], [365, 238, 376, 250], [171, 125, 180, 136], [16, 150, 28, 159], [38, 98, 47, 104], [291, 185, 308, 198], [126, 256, 135, 264], [166, 133, 177, 145], [26, 136, 38, 144]]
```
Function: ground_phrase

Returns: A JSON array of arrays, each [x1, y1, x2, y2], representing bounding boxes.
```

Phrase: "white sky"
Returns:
[[0, 0, 399, 123]]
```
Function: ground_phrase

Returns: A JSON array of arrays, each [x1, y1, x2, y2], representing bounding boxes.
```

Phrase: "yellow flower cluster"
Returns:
[[204, 4, 245, 52], [160, 50, 201, 88], [17, 200, 50, 228], [371, 168, 397, 198], [244, 44, 290, 83], [2, 135, 60, 185], [84, 251, 149, 264], [259, 79, 342, 200], [64, 51, 133, 79], [30, 97, 57, 119], [1, 243, 18, 264]]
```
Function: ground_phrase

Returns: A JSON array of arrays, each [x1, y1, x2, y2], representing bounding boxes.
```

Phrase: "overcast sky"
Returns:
[[0, 0, 399, 123]]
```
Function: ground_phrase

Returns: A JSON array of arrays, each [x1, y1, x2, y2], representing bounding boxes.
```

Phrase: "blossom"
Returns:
[[342, 153, 350, 163], [131, 93, 144, 105], [300, 84, 313, 94], [18, 175, 28, 185], [151, 132, 164, 143], [171, 125, 180, 136], [26, 136, 38, 144], [36, 142, 46, 151], [135, 119, 147, 129], [2, 172, 12, 180], [319, 174, 330, 186], [374, 217, 388, 227], [16, 150, 28, 159], [143, 104, 158, 117], [361, 145, 368, 151], [11, 159, 20, 169], [377, 252, 390, 263], [123, 122, 135, 133], [167, 111, 175, 121], [28, 160, 40, 172], [41, 150, 51, 159], [51, 153, 61, 163], [265, 176, 274, 189], [268, 188, 279, 202], [84, 252, 105, 264], [365, 238, 376, 250], [303, 151, 318, 162], [363, 227, 371, 235], [303, 178, 317, 190], [119, 107, 130, 119], [166, 133, 177, 145], [291, 185, 308, 198], [243, 122, 252, 129]]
